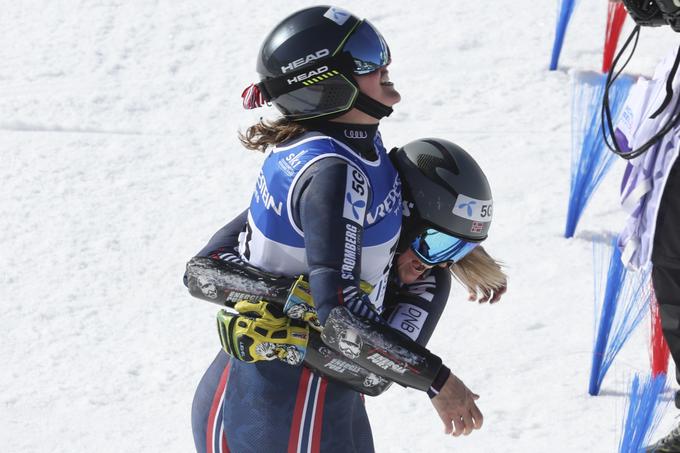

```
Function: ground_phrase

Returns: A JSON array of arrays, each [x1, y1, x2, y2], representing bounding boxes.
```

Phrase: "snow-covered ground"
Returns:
[[2, 1, 679, 451]]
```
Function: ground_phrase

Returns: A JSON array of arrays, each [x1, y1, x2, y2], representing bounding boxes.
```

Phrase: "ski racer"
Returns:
[[188, 137, 507, 452], [187, 5, 505, 452]]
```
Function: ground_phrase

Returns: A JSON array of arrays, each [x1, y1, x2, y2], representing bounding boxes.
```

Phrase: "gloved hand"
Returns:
[[283, 276, 374, 331], [283, 276, 322, 331], [216, 300, 309, 366]]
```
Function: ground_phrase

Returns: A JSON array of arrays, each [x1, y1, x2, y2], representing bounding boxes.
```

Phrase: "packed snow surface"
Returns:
[[2, 1, 678, 451]]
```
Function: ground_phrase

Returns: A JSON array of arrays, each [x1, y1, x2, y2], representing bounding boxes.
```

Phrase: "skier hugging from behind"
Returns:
[[186, 6, 507, 453]]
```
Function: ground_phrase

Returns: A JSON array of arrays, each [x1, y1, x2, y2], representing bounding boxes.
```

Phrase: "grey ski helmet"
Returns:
[[391, 138, 493, 250], [253, 6, 393, 121]]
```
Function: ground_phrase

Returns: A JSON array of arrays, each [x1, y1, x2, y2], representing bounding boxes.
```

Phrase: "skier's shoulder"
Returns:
[[273, 131, 367, 180], [274, 131, 375, 169], [272, 131, 339, 157]]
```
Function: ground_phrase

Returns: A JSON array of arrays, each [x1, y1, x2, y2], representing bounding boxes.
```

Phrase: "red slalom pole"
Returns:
[[650, 281, 670, 377], [602, 2, 627, 74]]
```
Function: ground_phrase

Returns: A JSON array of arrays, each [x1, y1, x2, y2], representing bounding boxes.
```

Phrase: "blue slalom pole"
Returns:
[[550, 0, 577, 70], [589, 240, 625, 395]]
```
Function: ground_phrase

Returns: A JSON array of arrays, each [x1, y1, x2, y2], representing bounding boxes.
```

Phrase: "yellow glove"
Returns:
[[216, 300, 308, 366], [283, 276, 374, 332], [283, 276, 321, 331]]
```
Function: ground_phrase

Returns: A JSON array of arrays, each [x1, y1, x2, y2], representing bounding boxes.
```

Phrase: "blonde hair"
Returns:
[[449, 246, 507, 297], [239, 118, 308, 153]]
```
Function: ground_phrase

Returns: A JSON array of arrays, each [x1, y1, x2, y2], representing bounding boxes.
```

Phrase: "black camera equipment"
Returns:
[[601, 1, 680, 160], [622, 0, 680, 31]]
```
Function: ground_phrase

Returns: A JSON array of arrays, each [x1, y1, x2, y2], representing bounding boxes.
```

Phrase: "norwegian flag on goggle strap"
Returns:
[[241, 83, 266, 109]]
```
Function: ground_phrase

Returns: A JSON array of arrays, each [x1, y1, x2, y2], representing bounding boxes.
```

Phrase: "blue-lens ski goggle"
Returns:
[[411, 228, 479, 266], [343, 20, 391, 75]]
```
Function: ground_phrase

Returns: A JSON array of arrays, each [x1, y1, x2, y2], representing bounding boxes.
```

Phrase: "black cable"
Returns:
[[601, 25, 641, 156], [601, 25, 680, 160]]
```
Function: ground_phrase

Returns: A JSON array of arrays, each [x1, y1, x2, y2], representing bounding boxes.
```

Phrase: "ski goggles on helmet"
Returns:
[[343, 20, 391, 75], [411, 228, 479, 266]]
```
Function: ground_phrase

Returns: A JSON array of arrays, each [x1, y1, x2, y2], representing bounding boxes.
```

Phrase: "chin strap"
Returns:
[[354, 92, 393, 119]]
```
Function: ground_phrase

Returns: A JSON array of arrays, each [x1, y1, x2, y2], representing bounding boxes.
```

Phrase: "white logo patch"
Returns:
[[387, 304, 428, 341], [452, 194, 493, 222], [343, 129, 368, 139], [323, 7, 351, 25], [277, 150, 308, 176], [342, 167, 368, 223]]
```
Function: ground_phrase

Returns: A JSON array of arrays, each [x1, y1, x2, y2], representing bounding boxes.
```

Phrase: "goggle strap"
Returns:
[[255, 81, 272, 103], [257, 53, 356, 101]]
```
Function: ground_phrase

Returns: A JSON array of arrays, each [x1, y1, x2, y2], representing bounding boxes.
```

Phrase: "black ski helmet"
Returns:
[[391, 138, 493, 250], [253, 6, 393, 121]]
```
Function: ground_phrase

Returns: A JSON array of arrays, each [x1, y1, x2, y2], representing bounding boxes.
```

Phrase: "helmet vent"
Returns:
[[319, 84, 355, 108], [416, 154, 444, 173], [419, 139, 460, 175]]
